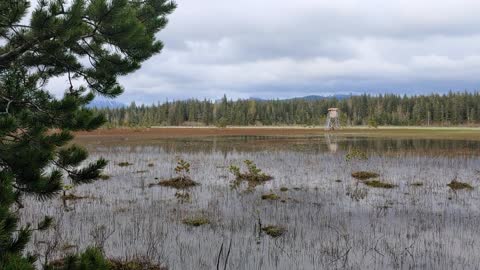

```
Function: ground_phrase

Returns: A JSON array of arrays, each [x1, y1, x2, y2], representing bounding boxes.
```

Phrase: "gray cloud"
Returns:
[[47, 0, 480, 103]]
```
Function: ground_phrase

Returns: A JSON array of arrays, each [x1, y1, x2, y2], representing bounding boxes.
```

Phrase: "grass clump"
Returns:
[[261, 193, 280, 200], [182, 216, 210, 227], [117, 162, 133, 167], [280, 187, 289, 192], [153, 159, 199, 189], [262, 225, 286, 238], [447, 179, 473, 190], [156, 177, 198, 189], [351, 171, 380, 180], [229, 160, 273, 182], [363, 180, 396, 189]]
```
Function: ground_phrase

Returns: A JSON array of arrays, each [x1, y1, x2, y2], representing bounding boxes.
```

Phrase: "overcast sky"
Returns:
[[49, 0, 480, 103]]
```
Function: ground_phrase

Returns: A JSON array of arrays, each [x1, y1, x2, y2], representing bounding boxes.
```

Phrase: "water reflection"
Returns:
[[86, 135, 480, 157], [325, 134, 338, 153]]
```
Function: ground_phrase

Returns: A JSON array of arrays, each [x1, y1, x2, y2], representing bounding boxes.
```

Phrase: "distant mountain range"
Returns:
[[250, 94, 352, 101], [86, 99, 125, 109]]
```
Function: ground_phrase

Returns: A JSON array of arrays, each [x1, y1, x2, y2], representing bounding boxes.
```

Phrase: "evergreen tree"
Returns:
[[0, 0, 175, 268]]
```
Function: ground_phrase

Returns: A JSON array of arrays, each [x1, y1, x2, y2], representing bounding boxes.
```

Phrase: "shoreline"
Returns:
[[73, 126, 480, 143]]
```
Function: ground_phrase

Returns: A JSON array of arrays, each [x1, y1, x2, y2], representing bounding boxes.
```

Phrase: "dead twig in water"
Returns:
[[216, 242, 223, 270], [224, 239, 232, 270], [216, 239, 232, 270]]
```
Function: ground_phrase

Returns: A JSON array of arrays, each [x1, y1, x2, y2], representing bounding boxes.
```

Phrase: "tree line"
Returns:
[[97, 92, 480, 127]]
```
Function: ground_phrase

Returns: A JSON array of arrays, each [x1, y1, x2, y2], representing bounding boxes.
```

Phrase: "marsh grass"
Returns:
[[20, 136, 480, 270], [346, 186, 368, 201]]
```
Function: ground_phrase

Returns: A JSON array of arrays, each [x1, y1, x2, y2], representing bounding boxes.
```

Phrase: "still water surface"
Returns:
[[23, 135, 480, 269]]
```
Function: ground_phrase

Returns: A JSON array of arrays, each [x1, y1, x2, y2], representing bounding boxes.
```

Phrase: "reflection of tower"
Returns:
[[325, 134, 338, 153], [325, 108, 340, 130]]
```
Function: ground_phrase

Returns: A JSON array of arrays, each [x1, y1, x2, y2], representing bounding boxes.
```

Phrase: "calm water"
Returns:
[[23, 135, 480, 269]]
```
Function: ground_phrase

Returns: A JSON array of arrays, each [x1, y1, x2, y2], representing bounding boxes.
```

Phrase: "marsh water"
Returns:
[[22, 135, 480, 270]]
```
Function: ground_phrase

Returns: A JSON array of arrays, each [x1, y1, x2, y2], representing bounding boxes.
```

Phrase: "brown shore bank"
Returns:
[[73, 126, 480, 144]]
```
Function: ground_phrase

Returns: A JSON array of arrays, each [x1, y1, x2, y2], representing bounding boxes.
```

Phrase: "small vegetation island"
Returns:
[[2, 1, 480, 270]]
